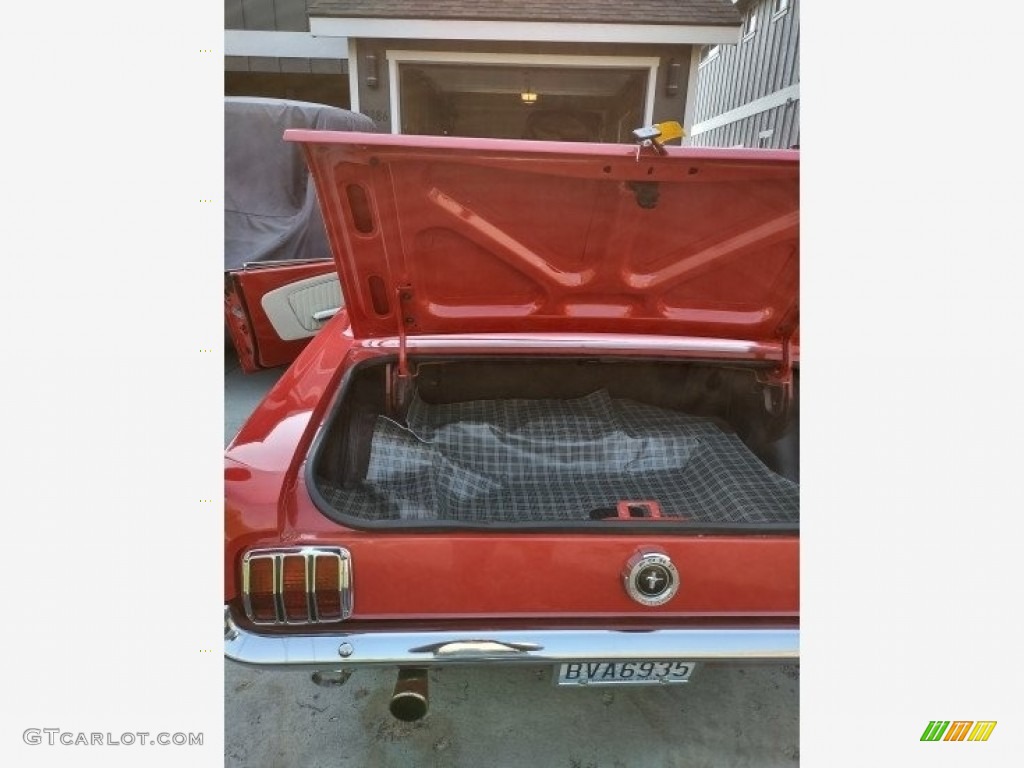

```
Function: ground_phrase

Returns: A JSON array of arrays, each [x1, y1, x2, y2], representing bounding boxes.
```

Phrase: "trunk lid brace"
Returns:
[[758, 330, 795, 430], [387, 285, 416, 416]]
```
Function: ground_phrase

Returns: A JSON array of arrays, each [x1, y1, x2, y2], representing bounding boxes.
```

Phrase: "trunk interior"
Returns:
[[309, 358, 799, 530]]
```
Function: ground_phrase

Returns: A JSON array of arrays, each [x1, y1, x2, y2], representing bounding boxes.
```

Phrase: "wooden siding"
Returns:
[[226, 57, 346, 74], [690, 0, 799, 148], [226, 0, 310, 33], [226, 1, 348, 75], [692, 99, 799, 149]]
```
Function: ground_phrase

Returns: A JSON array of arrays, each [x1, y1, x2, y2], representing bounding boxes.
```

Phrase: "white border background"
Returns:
[[2, 3, 223, 765], [801, 2, 1023, 764], [2, 2, 1023, 765]]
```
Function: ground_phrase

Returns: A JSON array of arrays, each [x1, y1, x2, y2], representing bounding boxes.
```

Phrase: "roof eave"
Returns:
[[309, 17, 742, 45]]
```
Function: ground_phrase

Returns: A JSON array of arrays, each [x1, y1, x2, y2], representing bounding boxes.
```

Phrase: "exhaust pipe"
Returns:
[[389, 668, 429, 722]]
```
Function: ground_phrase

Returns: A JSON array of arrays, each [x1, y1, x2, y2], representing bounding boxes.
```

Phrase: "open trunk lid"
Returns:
[[284, 131, 798, 344]]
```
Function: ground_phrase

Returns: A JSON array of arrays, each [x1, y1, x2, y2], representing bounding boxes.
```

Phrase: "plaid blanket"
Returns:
[[319, 390, 798, 524]]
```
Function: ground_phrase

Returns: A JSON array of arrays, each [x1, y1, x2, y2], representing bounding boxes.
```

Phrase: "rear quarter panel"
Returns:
[[225, 310, 357, 599], [225, 332, 799, 620]]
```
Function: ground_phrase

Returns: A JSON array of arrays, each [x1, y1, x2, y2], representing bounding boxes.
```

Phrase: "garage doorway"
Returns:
[[387, 52, 659, 142]]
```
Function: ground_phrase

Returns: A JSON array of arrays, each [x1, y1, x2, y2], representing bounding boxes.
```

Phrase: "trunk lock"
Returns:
[[623, 548, 680, 607]]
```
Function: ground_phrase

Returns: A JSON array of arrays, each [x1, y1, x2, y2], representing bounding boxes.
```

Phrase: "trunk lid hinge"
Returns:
[[758, 331, 795, 428], [387, 285, 415, 417]]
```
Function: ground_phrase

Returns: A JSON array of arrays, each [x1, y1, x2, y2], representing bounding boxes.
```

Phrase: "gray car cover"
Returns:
[[224, 97, 377, 271]]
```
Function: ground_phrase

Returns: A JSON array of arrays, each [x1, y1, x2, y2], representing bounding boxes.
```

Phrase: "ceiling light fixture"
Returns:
[[521, 71, 539, 104]]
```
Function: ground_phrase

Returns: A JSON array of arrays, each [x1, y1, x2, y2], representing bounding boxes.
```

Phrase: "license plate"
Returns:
[[556, 660, 695, 686]]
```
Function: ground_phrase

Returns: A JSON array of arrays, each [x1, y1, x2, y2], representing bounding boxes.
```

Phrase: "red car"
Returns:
[[224, 130, 799, 722]]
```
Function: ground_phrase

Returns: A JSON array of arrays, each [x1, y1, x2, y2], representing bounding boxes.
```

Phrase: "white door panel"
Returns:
[[259, 274, 343, 341]]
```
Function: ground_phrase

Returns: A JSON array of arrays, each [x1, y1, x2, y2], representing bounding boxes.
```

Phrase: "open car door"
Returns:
[[224, 259, 340, 371], [224, 97, 375, 371]]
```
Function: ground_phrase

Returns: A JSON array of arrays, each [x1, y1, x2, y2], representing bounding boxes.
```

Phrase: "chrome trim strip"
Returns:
[[362, 334, 768, 355], [241, 258, 333, 270], [304, 551, 316, 623], [224, 607, 798, 668], [241, 557, 253, 621], [337, 553, 354, 620], [408, 640, 544, 656], [312, 307, 341, 322], [272, 554, 285, 624], [240, 552, 278, 624]]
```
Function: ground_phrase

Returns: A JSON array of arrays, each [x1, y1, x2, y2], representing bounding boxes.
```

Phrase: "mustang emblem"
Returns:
[[623, 551, 680, 607], [644, 570, 664, 591]]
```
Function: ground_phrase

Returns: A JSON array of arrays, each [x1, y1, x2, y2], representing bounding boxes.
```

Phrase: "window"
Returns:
[[743, 9, 758, 39], [699, 45, 720, 66], [772, 0, 790, 18]]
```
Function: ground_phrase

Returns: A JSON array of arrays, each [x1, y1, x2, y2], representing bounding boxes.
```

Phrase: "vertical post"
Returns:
[[347, 38, 361, 113]]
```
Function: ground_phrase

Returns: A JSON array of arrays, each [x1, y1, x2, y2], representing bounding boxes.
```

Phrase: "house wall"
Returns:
[[225, 0, 346, 76], [693, 98, 798, 149], [689, 0, 799, 148], [224, 2, 722, 137], [225, 0, 307, 33], [224, 0, 351, 106]]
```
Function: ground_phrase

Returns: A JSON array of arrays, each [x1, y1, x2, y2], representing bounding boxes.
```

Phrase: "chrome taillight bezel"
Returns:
[[241, 546, 352, 625]]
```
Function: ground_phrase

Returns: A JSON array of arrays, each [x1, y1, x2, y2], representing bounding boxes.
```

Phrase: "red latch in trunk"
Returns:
[[616, 501, 664, 520]]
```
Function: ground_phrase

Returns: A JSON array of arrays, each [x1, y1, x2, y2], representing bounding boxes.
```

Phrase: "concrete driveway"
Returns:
[[224, 351, 799, 768]]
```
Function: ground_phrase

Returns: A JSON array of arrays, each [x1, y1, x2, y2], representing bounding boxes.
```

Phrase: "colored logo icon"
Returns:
[[920, 721, 997, 742]]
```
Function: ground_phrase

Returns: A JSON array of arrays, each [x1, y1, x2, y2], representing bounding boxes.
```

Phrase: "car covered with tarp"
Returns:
[[224, 97, 376, 370]]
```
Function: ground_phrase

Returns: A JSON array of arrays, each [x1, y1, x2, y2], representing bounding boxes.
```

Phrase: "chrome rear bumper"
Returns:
[[225, 607, 798, 669]]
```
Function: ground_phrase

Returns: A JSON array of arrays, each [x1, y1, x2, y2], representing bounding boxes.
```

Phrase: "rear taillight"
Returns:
[[313, 554, 345, 621], [245, 557, 277, 623], [241, 547, 352, 625]]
